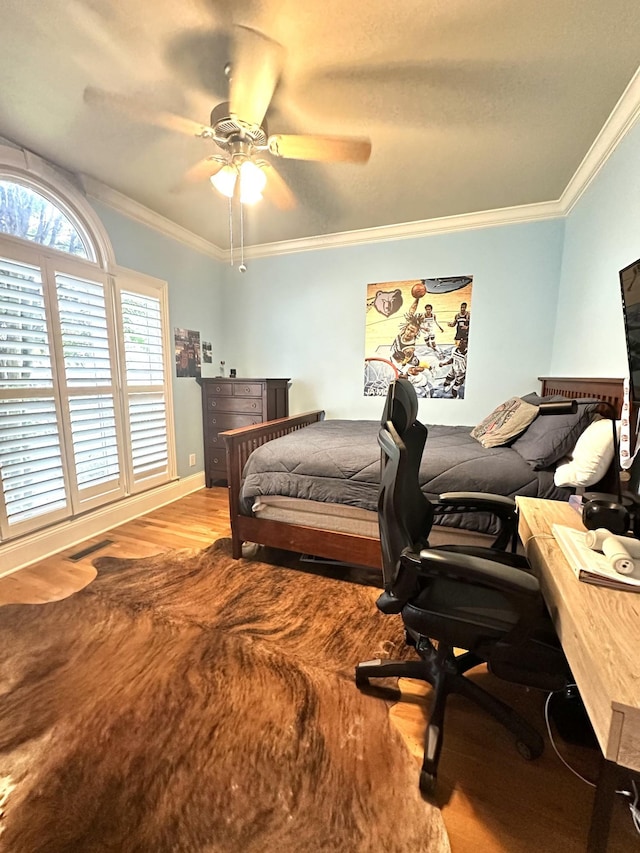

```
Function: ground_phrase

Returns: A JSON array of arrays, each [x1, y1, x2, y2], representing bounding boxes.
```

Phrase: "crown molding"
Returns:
[[80, 175, 226, 262], [242, 200, 564, 259], [560, 65, 640, 214]]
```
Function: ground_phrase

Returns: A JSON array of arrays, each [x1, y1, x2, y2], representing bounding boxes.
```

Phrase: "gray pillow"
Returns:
[[470, 397, 539, 448], [510, 398, 601, 470], [520, 392, 567, 406]]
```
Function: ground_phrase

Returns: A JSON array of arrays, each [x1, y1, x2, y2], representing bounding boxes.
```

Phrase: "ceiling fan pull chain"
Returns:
[[228, 195, 234, 266], [240, 198, 246, 271]]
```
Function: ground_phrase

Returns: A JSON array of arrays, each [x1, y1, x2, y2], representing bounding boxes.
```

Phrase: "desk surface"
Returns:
[[517, 497, 640, 773]]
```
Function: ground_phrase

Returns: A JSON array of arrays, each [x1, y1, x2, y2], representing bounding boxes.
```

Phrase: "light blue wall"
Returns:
[[219, 218, 565, 425], [90, 200, 224, 477], [551, 117, 640, 376]]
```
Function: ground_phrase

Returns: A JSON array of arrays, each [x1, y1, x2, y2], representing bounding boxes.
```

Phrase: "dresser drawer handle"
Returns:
[[213, 457, 219, 465], [215, 386, 222, 393], [244, 386, 251, 393], [251, 402, 257, 409], [211, 401, 217, 407], [211, 418, 216, 424]]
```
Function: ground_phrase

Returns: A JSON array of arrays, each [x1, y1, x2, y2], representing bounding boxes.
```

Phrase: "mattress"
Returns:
[[251, 494, 501, 548], [251, 495, 379, 537]]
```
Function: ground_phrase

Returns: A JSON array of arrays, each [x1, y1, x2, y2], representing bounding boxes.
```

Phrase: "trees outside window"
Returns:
[[0, 179, 91, 259]]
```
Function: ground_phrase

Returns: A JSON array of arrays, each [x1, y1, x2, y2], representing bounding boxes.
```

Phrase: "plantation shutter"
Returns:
[[53, 267, 125, 510], [116, 274, 174, 492], [0, 253, 70, 537]]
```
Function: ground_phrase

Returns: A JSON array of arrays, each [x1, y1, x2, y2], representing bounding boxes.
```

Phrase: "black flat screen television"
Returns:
[[619, 257, 640, 404]]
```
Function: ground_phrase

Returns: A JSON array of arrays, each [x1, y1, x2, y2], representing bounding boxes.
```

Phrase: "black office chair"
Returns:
[[356, 379, 570, 795]]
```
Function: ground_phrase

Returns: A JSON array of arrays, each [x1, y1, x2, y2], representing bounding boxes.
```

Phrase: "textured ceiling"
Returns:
[[1, 0, 639, 249]]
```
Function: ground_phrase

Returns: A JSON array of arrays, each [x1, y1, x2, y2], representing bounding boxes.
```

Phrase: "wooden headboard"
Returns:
[[538, 376, 625, 417]]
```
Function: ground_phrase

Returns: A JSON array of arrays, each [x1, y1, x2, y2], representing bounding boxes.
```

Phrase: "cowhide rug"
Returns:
[[0, 539, 449, 853]]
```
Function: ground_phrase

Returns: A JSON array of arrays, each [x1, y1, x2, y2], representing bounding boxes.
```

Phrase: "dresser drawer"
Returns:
[[206, 412, 263, 431], [233, 382, 263, 397], [206, 450, 227, 472], [208, 397, 263, 414], [205, 382, 233, 397], [204, 430, 225, 450]]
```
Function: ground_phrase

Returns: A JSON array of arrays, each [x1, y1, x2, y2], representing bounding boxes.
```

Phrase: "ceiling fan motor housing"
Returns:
[[209, 102, 268, 152]]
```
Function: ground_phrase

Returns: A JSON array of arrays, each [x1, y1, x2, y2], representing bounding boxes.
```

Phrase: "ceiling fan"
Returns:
[[84, 25, 372, 213]]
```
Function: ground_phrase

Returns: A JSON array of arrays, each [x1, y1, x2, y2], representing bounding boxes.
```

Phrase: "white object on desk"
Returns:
[[551, 524, 640, 590], [600, 536, 635, 574], [584, 527, 640, 556], [584, 527, 640, 575]]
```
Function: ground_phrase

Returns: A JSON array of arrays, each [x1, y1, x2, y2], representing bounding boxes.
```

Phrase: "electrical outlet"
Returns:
[[189, 453, 196, 467]]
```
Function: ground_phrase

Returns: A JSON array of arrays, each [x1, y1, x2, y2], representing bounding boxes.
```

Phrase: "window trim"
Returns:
[[0, 144, 176, 544]]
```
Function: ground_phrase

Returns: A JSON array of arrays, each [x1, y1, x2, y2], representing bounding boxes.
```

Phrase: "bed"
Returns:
[[221, 377, 625, 568]]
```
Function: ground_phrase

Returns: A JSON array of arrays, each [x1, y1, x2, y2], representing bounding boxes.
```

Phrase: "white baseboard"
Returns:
[[0, 473, 206, 576]]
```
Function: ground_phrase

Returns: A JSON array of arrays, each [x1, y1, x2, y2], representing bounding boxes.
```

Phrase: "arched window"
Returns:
[[0, 178, 93, 260], [0, 147, 175, 545]]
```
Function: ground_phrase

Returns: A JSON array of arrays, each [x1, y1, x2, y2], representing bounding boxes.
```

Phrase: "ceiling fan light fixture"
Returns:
[[239, 159, 267, 200], [240, 186, 263, 205], [210, 164, 237, 198]]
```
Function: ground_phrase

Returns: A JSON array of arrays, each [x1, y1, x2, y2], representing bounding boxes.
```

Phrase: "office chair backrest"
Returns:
[[378, 380, 434, 599], [380, 376, 418, 432]]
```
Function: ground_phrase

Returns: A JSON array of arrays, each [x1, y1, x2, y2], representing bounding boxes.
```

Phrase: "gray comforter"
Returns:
[[239, 420, 571, 533]]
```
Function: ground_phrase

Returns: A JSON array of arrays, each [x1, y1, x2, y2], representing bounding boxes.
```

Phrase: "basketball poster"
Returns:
[[364, 276, 473, 398]]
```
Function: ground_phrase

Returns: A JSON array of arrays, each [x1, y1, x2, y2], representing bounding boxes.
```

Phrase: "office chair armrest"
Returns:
[[435, 492, 518, 551], [409, 548, 542, 645], [438, 492, 516, 511]]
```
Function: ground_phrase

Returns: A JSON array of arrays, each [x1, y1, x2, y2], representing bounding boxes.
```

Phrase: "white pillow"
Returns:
[[553, 418, 619, 488]]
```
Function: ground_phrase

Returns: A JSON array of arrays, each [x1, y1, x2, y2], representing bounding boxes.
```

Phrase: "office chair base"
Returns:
[[355, 644, 545, 794]]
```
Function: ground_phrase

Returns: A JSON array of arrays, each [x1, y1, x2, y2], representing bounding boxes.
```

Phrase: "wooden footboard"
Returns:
[[221, 410, 380, 568], [221, 410, 383, 567]]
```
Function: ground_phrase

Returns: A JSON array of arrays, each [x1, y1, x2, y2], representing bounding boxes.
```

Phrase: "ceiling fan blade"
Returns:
[[83, 86, 209, 138], [229, 25, 284, 127], [268, 134, 371, 164], [182, 157, 226, 186], [261, 164, 296, 210]]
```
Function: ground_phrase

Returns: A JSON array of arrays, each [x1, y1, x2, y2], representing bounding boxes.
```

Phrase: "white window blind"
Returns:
[[0, 256, 52, 389], [0, 396, 68, 529], [54, 270, 123, 507], [118, 284, 173, 490], [0, 255, 70, 535]]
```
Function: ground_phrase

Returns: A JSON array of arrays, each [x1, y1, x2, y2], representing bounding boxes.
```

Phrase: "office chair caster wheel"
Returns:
[[419, 770, 437, 796], [355, 670, 369, 689], [404, 629, 417, 648], [515, 739, 542, 761]]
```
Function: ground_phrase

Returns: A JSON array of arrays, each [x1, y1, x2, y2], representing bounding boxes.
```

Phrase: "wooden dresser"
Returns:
[[197, 377, 289, 486]]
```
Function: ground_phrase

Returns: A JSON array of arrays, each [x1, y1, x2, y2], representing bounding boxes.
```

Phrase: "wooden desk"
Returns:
[[517, 497, 640, 851]]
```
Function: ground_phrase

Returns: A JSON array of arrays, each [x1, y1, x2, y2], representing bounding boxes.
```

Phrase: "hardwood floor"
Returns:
[[1, 487, 636, 852]]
